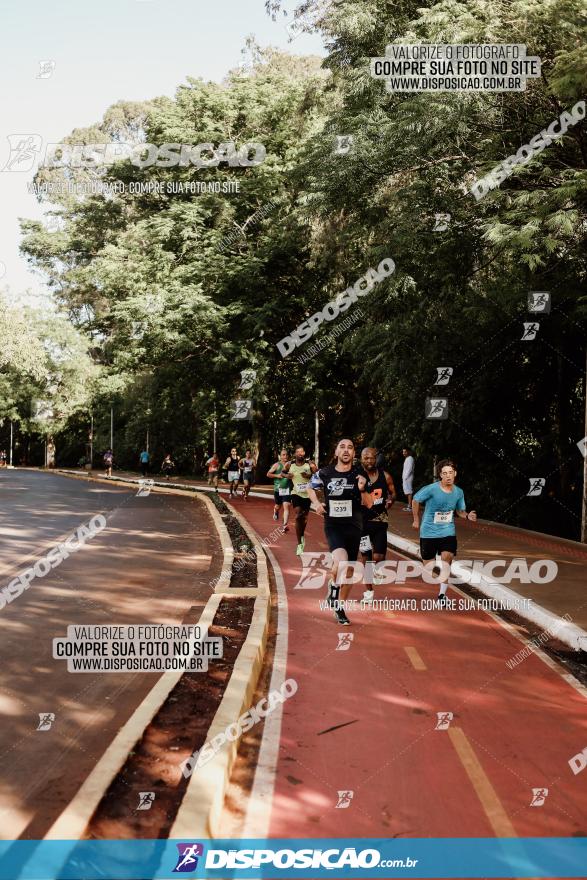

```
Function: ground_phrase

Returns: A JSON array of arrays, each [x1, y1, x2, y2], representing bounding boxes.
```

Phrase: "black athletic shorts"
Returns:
[[274, 490, 291, 505], [420, 535, 457, 560], [361, 522, 388, 558], [291, 495, 311, 512], [324, 525, 362, 561]]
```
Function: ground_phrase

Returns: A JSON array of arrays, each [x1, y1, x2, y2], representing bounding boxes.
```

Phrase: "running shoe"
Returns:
[[436, 593, 448, 606], [363, 589, 375, 603], [334, 608, 351, 626], [273, 511, 279, 521], [326, 579, 340, 607], [296, 535, 305, 555], [282, 524, 290, 532], [402, 506, 412, 512]]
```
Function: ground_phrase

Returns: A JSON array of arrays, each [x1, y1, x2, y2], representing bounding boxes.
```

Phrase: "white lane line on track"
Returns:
[[241, 545, 289, 839]]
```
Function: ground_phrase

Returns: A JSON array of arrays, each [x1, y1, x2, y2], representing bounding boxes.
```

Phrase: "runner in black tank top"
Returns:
[[360, 447, 397, 602], [224, 448, 241, 498], [239, 449, 256, 500]]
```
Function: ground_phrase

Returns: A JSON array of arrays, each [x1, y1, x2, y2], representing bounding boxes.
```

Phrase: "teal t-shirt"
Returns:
[[413, 482, 465, 538]]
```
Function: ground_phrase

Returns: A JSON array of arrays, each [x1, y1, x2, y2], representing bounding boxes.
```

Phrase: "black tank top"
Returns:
[[363, 469, 389, 523], [227, 456, 240, 471]]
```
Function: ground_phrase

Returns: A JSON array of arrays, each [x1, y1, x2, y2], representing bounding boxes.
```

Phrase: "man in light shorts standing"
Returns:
[[402, 446, 415, 512]]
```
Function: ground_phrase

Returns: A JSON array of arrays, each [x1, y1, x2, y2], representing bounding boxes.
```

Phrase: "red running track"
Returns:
[[233, 495, 587, 840]]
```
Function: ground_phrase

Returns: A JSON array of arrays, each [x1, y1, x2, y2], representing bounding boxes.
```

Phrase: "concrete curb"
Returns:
[[36, 469, 272, 846], [171, 497, 271, 838], [387, 532, 587, 652]]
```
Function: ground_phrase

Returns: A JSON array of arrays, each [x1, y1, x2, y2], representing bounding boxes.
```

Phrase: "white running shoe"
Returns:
[[363, 589, 375, 603]]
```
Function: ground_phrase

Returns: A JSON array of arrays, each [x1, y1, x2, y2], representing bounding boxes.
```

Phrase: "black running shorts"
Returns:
[[324, 525, 362, 561], [292, 495, 311, 512], [362, 522, 388, 558], [420, 535, 457, 560]]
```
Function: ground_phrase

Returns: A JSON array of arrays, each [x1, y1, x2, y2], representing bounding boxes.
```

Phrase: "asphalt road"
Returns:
[[0, 469, 220, 840]]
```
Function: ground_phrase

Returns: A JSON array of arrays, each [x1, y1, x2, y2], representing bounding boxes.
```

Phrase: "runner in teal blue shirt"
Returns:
[[412, 460, 476, 605]]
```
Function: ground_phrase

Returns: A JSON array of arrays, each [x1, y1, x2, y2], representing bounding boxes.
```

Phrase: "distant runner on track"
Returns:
[[103, 448, 113, 478], [282, 445, 317, 555], [359, 446, 396, 602], [267, 449, 291, 531], [206, 452, 220, 491], [224, 448, 241, 499], [412, 459, 477, 605], [306, 438, 372, 626], [239, 449, 256, 501]]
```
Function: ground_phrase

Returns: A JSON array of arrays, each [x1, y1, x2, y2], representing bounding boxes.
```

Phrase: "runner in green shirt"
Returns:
[[267, 449, 291, 531], [283, 445, 318, 555]]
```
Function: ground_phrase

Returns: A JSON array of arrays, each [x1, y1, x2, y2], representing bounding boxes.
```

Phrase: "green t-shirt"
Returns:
[[272, 462, 290, 490]]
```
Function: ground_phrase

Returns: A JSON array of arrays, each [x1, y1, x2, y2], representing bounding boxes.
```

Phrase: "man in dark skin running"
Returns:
[[359, 447, 396, 602]]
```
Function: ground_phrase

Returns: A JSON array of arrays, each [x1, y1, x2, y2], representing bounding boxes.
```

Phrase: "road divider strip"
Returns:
[[171, 504, 271, 838]]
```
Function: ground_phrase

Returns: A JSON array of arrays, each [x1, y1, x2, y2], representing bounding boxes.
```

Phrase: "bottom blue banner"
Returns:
[[0, 837, 585, 879]]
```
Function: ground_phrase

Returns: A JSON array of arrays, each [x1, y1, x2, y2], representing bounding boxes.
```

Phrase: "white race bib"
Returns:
[[296, 482, 308, 493], [434, 510, 453, 524], [329, 499, 352, 517], [373, 496, 383, 505], [359, 535, 372, 553], [228, 471, 239, 481], [278, 487, 290, 496]]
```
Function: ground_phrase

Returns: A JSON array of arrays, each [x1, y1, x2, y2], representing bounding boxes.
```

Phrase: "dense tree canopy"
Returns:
[[14, 0, 587, 537]]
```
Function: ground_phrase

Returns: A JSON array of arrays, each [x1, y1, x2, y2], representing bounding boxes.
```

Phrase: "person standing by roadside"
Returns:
[[402, 446, 415, 512], [139, 448, 150, 477]]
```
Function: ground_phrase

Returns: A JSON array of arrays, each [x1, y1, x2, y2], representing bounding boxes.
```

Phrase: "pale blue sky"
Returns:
[[0, 0, 325, 306]]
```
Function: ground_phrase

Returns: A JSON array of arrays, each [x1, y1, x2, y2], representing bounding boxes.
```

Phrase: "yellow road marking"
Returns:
[[448, 727, 517, 838], [404, 646, 427, 670]]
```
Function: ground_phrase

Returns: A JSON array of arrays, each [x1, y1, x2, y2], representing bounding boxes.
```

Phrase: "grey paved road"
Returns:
[[0, 469, 220, 839]]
